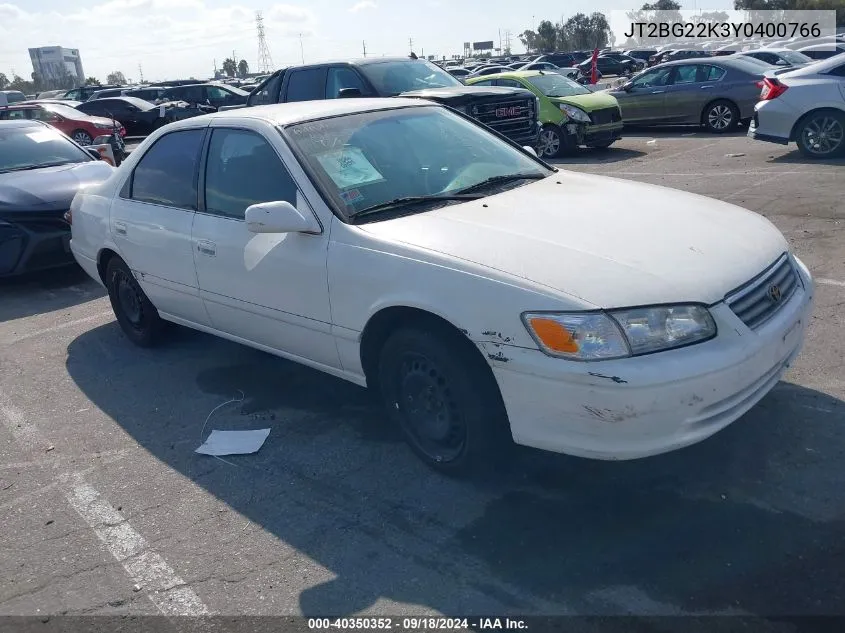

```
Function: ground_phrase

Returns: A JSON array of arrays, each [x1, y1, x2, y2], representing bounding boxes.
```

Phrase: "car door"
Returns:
[[191, 121, 338, 368], [203, 85, 233, 109], [661, 65, 705, 122], [110, 127, 210, 325], [611, 66, 673, 122]]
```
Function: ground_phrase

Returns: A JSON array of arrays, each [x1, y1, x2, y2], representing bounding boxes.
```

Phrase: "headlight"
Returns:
[[522, 305, 716, 361], [558, 104, 591, 122]]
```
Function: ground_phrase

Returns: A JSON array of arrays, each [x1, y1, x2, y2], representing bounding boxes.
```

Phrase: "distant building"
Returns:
[[29, 46, 85, 88]]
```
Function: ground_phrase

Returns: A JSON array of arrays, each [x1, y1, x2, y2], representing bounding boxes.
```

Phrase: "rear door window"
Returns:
[[129, 129, 205, 209], [285, 68, 327, 102]]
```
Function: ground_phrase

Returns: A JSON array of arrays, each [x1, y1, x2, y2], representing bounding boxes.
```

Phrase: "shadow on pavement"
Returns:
[[0, 265, 105, 323], [766, 151, 845, 167], [552, 147, 647, 166], [66, 323, 845, 617], [621, 125, 748, 139]]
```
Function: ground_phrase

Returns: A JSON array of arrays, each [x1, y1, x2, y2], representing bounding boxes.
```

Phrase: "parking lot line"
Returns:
[[637, 141, 721, 165], [817, 278, 845, 288], [2, 310, 114, 347], [0, 396, 210, 616]]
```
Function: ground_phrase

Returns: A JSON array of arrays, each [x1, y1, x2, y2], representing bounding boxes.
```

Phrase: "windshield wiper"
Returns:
[[349, 193, 483, 221], [453, 173, 547, 195], [0, 161, 76, 174]]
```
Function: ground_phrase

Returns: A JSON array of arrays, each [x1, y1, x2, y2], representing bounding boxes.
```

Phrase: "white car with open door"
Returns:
[[69, 99, 814, 474]]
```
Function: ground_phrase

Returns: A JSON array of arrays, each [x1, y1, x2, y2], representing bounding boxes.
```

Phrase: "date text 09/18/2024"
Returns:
[[307, 618, 528, 630]]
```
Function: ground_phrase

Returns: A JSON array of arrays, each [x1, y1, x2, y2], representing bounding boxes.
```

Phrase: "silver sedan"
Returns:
[[607, 57, 769, 132]]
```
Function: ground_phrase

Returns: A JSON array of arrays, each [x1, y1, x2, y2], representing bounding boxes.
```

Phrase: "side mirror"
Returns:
[[621, 82, 634, 91], [775, 60, 787, 65], [86, 148, 101, 158], [338, 87, 362, 98], [245, 200, 320, 234], [522, 145, 538, 157]]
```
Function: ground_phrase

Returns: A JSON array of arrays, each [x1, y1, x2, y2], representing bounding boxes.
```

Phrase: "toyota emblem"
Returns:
[[767, 284, 782, 303]]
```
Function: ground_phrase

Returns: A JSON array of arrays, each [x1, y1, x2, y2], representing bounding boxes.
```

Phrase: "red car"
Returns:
[[0, 102, 125, 146]]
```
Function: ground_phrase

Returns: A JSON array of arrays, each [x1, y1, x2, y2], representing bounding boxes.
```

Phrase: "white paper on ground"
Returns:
[[195, 429, 271, 456]]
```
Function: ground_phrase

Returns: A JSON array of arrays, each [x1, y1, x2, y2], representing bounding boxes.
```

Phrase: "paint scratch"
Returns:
[[588, 372, 628, 384]]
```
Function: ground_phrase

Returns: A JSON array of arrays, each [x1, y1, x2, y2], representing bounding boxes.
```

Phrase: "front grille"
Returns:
[[725, 253, 799, 330], [590, 107, 622, 126], [470, 98, 536, 140]]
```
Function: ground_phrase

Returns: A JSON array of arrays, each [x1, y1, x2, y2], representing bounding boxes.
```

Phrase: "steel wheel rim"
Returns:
[[396, 352, 466, 463], [803, 116, 844, 156], [540, 129, 560, 156], [114, 270, 144, 329], [708, 104, 732, 130], [73, 131, 92, 145]]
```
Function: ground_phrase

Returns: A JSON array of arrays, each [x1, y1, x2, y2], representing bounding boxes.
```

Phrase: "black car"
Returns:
[[534, 53, 578, 67], [124, 86, 169, 102], [624, 49, 658, 63], [76, 97, 167, 136], [240, 58, 540, 147], [577, 55, 636, 76], [600, 52, 647, 70], [0, 120, 113, 277], [159, 83, 249, 110]]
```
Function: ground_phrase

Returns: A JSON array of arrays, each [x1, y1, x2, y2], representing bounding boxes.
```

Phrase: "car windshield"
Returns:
[[0, 125, 91, 173], [526, 73, 591, 97], [285, 106, 552, 220], [780, 50, 813, 64], [363, 61, 463, 96]]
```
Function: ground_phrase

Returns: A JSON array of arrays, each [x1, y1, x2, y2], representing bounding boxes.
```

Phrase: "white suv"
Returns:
[[749, 54, 845, 158]]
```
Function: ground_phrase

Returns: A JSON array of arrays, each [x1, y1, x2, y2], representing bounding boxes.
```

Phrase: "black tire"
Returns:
[[377, 326, 512, 476], [105, 257, 165, 347], [795, 109, 845, 159], [702, 99, 739, 133], [71, 129, 93, 146], [538, 124, 563, 158]]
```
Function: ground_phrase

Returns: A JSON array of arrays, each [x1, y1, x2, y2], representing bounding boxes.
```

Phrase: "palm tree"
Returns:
[[237, 59, 249, 78]]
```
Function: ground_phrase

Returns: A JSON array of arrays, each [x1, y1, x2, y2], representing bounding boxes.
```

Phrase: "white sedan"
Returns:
[[68, 98, 814, 474]]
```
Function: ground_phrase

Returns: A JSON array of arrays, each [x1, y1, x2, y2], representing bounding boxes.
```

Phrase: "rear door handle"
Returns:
[[650, 90, 665, 94], [196, 240, 216, 256], [114, 221, 127, 236], [700, 85, 715, 89]]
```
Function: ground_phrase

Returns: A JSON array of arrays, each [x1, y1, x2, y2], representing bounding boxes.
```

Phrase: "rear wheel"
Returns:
[[702, 100, 739, 133], [377, 326, 512, 475], [71, 129, 93, 146], [106, 257, 165, 347], [796, 110, 845, 159]]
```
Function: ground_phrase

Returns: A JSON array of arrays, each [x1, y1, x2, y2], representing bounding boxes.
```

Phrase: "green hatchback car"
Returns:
[[466, 70, 624, 158]]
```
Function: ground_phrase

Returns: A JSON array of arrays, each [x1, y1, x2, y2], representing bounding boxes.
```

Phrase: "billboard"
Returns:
[[472, 41, 494, 51]]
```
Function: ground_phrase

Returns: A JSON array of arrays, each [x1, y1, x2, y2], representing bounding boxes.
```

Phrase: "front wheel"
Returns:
[[106, 257, 165, 347], [377, 327, 512, 475], [72, 130, 93, 146], [538, 125, 562, 158], [702, 100, 739, 133], [796, 110, 845, 159]]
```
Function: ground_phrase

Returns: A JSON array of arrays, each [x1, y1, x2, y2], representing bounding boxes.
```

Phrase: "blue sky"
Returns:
[[0, 0, 734, 83]]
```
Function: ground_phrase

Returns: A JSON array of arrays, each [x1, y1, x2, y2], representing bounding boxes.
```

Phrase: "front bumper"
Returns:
[[562, 121, 624, 147], [0, 214, 74, 277], [490, 255, 814, 460]]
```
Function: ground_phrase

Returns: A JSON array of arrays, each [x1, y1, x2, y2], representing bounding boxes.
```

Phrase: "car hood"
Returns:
[[549, 91, 619, 112], [399, 85, 535, 104], [0, 161, 114, 214], [357, 172, 788, 308]]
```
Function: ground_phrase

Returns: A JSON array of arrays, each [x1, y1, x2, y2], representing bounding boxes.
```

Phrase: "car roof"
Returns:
[[168, 98, 432, 129], [776, 53, 845, 77]]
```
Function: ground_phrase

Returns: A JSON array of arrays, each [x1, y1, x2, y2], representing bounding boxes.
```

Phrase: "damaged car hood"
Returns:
[[0, 161, 114, 214], [357, 171, 788, 308]]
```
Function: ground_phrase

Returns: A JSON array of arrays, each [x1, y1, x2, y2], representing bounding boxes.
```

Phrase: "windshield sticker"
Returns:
[[26, 131, 55, 143], [339, 189, 364, 205], [316, 147, 384, 189]]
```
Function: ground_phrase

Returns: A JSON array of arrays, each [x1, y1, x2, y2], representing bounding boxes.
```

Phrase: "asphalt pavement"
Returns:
[[1, 127, 844, 620]]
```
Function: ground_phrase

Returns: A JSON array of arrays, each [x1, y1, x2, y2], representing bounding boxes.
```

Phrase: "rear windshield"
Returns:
[[0, 125, 91, 173]]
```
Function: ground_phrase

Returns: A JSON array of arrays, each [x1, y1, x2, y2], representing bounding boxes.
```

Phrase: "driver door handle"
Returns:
[[114, 221, 127, 236], [700, 85, 715, 89], [196, 240, 216, 257], [650, 90, 665, 94]]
